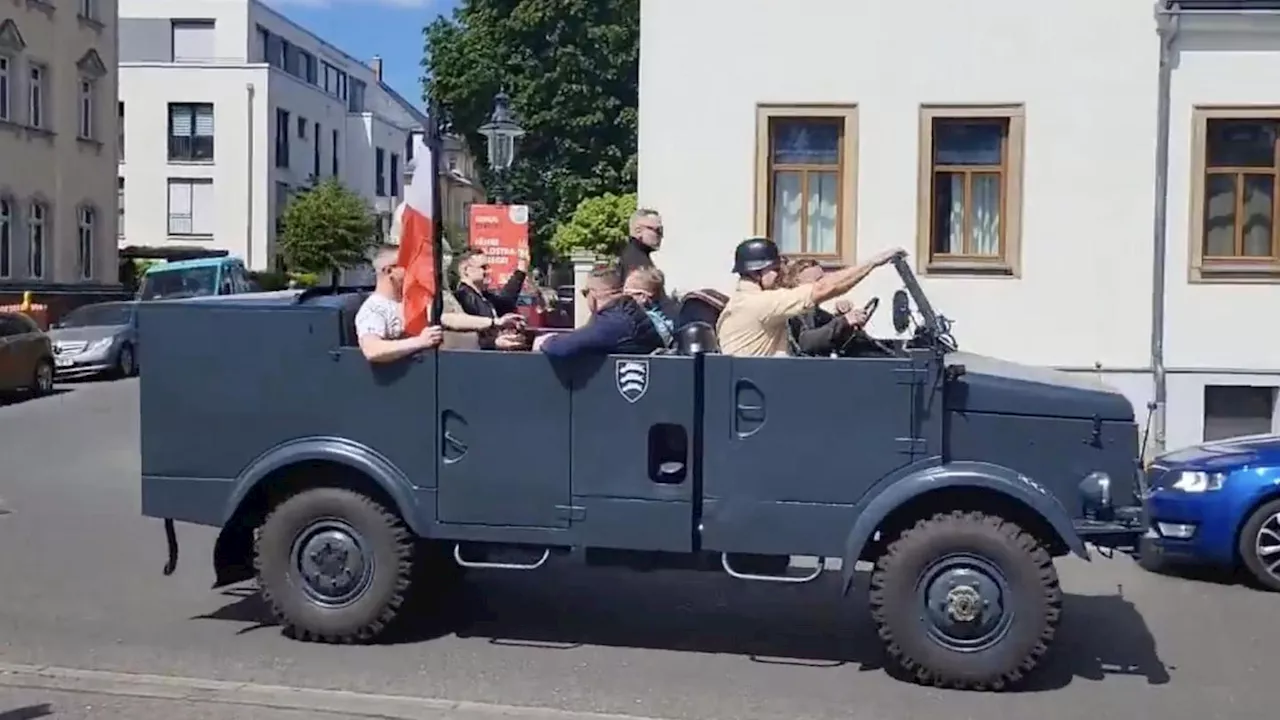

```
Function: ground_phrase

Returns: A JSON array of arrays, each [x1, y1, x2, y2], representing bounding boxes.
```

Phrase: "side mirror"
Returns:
[[891, 290, 911, 333]]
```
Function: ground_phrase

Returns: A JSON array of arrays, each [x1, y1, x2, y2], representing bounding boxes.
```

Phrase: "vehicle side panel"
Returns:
[[699, 353, 923, 557], [139, 303, 437, 528], [945, 412, 1140, 513], [436, 350, 571, 528], [569, 354, 696, 552]]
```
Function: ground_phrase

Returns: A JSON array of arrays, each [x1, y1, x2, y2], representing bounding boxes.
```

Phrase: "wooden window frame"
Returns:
[[1188, 106, 1280, 283], [916, 104, 1025, 277], [753, 104, 858, 264]]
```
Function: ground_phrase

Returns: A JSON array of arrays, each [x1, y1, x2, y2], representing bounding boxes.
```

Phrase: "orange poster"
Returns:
[[468, 204, 530, 289]]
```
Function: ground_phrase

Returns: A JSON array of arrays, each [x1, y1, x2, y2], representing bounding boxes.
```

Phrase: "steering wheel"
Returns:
[[837, 297, 899, 357]]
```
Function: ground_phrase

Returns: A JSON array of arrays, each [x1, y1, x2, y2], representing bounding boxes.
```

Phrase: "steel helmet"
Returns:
[[675, 321, 720, 355], [732, 237, 781, 274]]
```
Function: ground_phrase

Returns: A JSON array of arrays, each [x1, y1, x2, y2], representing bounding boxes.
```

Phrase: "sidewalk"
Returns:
[[0, 663, 670, 720]]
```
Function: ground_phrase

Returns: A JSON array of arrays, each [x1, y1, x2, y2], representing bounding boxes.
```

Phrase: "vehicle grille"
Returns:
[[55, 341, 88, 355]]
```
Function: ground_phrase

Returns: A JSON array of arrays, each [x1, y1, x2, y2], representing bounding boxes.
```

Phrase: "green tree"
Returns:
[[423, 0, 639, 263], [277, 177, 378, 286], [551, 192, 635, 258]]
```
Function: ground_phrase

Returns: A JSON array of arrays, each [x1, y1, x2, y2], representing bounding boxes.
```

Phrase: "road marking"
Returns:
[[0, 662, 673, 720]]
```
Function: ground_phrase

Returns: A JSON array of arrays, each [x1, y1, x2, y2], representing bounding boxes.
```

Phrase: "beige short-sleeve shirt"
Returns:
[[716, 281, 815, 356]]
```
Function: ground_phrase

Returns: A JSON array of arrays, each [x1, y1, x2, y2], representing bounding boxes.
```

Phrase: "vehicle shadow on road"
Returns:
[[203, 565, 1171, 690], [0, 389, 70, 408], [0, 704, 53, 720]]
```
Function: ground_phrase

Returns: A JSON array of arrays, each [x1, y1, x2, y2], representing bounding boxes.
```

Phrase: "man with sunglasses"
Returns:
[[618, 208, 663, 282], [452, 249, 528, 350]]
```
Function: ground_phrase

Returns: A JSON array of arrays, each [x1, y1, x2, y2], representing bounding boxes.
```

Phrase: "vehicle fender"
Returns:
[[841, 460, 1089, 592], [222, 436, 424, 534]]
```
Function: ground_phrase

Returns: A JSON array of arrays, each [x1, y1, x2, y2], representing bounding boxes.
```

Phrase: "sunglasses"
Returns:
[[643, 225, 664, 237]]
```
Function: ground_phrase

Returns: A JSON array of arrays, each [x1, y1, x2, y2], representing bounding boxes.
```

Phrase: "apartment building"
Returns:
[[639, 0, 1280, 450], [0, 0, 119, 291], [116, 0, 430, 271]]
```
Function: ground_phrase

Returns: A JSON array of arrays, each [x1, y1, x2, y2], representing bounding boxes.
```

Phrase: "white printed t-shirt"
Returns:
[[354, 293, 404, 340]]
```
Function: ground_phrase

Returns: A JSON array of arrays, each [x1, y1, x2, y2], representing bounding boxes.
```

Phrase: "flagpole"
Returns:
[[427, 97, 445, 326]]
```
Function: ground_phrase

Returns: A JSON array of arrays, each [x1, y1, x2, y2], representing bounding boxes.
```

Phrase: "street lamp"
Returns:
[[478, 91, 525, 202]]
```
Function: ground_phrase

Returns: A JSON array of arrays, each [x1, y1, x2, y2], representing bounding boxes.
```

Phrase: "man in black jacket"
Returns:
[[618, 208, 663, 281], [453, 249, 528, 350], [531, 266, 664, 358]]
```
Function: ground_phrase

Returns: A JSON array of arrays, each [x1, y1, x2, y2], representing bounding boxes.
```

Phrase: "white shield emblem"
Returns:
[[615, 359, 650, 403]]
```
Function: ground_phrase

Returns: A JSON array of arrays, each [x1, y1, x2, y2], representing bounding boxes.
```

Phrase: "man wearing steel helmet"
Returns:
[[716, 238, 904, 357]]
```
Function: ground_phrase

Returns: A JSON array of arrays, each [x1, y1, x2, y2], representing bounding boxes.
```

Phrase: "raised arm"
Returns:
[[809, 248, 904, 306]]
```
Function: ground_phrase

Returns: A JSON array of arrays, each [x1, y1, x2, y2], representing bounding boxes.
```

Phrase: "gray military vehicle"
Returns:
[[138, 256, 1145, 691]]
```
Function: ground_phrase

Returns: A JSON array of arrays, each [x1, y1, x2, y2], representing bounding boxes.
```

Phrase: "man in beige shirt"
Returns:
[[716, 237, 904, 357]]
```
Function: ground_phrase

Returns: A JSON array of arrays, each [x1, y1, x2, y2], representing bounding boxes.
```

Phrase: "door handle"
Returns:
[[733, 379, 766, 438]]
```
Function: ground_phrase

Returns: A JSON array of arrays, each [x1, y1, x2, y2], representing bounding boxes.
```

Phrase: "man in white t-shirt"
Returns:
[[355, 245, 445, 363]]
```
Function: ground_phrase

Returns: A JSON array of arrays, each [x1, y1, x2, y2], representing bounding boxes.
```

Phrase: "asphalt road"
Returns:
[[0, 379, 1274, 720]]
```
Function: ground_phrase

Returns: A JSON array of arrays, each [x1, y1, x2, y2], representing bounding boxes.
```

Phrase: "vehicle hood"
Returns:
[[1152, 433, 1280, 473], [946, 351, 1135, 421], [47, 325, 128, 343]]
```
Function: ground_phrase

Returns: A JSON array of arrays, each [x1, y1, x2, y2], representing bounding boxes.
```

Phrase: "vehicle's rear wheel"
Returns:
[[255, 487, 417, 643], [1237, 498, 1280, 592], [31, 359, 54, 395], [868, 510, 1062, 690]]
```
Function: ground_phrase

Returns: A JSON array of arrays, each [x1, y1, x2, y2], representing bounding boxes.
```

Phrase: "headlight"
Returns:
[[88, 338, 113, 351], [1170, 471, 1226, 493]]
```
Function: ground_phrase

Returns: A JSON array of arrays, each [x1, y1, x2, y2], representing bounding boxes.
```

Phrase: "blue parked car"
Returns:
[[1142, 433, 1280, 590]]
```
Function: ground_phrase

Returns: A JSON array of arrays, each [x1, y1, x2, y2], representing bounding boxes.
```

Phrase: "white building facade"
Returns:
[[639, 0, 1280, 452], [116, 0, 426, 272], [0, 0, 119, 291]]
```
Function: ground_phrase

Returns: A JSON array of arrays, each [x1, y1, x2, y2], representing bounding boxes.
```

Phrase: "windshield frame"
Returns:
[[890, 255, 945, 338]]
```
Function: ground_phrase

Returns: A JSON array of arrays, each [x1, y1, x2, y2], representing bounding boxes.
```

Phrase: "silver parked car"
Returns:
[[47, 301, 139, 379]]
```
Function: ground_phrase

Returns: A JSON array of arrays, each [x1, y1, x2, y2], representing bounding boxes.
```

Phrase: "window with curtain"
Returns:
[[78, 206, 94, 280], [1199, 117, 1280, 275], [27, 201, 45, 279], [168, 103, 214, 161], [767, 118, 842, 256], [927, 118, 1009, 264]]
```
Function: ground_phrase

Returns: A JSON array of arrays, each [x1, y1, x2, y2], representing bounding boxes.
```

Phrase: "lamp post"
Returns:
[[478, 91, 525, 204]]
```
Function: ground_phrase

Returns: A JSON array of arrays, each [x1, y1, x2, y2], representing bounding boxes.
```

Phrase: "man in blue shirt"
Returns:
[[532, 266, 664, 358]]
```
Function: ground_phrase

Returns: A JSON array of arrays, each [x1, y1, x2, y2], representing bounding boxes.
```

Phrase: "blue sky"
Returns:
[[263, 0, 458, 107]]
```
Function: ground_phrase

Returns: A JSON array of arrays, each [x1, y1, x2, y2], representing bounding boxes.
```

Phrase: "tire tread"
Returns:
[[254, 488, 415, 644], [867, 509, 1062, 691]]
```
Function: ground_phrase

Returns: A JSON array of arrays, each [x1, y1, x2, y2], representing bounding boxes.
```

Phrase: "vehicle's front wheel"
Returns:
[[255, 487, 417, 643], [31, 359, 54, 395], [116, 344, 137, 378], [868, 510, 1062, 690], [1237, 498, 1280, 592]]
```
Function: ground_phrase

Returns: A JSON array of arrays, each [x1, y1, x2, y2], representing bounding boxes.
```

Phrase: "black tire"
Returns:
[[255, 487, 417, 643], [116, 343, 137, 378], [1237, 498, 1280, 592], [31, 359, 54, 395], [868, 510, 1062, 690]]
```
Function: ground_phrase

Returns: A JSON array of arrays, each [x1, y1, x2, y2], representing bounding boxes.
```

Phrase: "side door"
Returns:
[[436, 350, 572, 528], [699, 354, 922, 556], [0, 315, 17, 391], [569, 354, 697, 552]]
